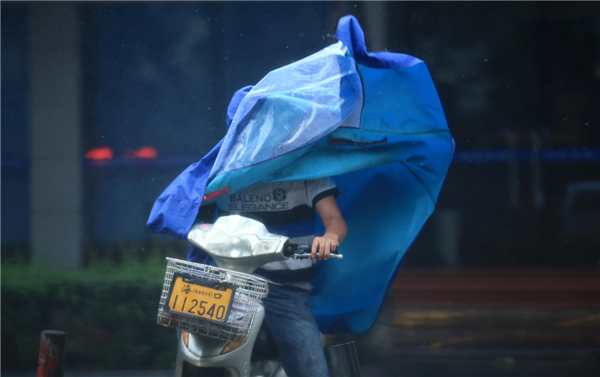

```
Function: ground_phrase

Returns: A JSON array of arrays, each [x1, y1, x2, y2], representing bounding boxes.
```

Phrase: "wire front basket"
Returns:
[[157, 257, 269, 342]]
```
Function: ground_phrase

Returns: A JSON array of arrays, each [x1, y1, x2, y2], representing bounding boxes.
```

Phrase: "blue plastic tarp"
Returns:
[[148, 15, 454, 333]]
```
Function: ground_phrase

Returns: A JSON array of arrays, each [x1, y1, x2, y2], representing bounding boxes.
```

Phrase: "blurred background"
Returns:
[[2, 1, 599, 376]]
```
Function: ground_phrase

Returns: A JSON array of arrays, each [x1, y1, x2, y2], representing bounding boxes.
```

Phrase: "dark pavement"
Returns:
[[348, 269, 600, 377], [5, 270, 599, 377], [355, 306, 600, 377], [5, 307, 599, 377]]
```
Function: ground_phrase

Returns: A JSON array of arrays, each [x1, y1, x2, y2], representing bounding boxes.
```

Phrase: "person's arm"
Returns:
[[312, 195, 347, 264]]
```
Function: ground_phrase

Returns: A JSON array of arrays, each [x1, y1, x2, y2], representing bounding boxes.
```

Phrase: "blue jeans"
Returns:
[[262, 283, 329, 377]]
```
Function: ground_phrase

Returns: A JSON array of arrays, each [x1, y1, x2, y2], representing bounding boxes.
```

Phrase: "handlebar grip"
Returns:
[[286, 243, 342, 260], [292, 243, 339, 254], [297, 243, 312, 254], [290, 253, 343, 260]]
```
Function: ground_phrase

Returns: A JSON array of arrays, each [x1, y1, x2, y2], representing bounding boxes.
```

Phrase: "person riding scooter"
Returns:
[[150, 13, 453, 377], [190, 177, 347, 377]]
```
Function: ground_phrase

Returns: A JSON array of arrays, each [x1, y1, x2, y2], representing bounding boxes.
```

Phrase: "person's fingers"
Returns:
[[318, 239, 326, 261], [311, 237, 340, 263], [324, 241, 331, 260]]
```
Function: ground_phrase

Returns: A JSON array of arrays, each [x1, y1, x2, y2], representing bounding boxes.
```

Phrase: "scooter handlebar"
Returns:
[[292, 253, 343, 260], [283, 242, 343, 260]]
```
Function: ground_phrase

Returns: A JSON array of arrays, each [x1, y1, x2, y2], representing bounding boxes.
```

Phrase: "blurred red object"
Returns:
[[123, 146, 158, 159], [85, 147, 113, 160], [134, 146, 158, 159]]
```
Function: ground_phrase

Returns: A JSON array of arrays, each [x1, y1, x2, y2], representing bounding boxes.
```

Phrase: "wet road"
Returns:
[[355, 307, 600, 377], [5, 306, 599, 377], [6, 271, 599, 377]]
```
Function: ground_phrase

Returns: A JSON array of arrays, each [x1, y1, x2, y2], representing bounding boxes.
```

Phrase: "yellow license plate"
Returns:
[[165, 273, 236, 323]]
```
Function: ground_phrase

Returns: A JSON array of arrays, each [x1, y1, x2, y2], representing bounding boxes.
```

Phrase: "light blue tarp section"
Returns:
[[207, 41, 363, 198], [148, 15, 454, 333]]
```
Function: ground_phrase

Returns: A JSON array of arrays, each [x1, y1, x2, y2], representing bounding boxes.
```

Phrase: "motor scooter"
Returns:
[[156, 215, 342, 377]]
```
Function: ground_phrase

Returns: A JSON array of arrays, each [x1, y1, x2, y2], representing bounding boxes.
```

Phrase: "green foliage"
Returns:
[[1, 251, 178, 372]]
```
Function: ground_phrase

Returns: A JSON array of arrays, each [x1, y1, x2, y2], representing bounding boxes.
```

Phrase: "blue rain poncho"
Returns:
[[148, 15, 454, 333]]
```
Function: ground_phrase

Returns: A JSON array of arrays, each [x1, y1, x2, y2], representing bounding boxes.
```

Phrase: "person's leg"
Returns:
[[261, 284, 329, 377]]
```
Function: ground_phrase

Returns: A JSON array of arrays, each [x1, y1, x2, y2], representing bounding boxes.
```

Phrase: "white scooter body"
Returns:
[[168, 215, 336, 377], [176, 306, 285, 377]]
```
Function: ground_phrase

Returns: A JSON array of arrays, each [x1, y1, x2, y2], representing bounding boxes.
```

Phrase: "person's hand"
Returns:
[[311, 234, 339, 264]]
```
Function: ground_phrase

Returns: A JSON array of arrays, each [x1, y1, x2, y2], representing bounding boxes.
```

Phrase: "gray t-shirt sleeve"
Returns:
[[306, 178, 340, 208]]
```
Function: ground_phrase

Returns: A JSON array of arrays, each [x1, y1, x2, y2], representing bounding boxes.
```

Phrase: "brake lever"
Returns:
[[285, 242, 342, 260], [292, 253, 343, 260]]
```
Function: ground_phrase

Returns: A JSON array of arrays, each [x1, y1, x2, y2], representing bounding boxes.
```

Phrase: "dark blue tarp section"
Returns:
[[148, 15, 454, 333]]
